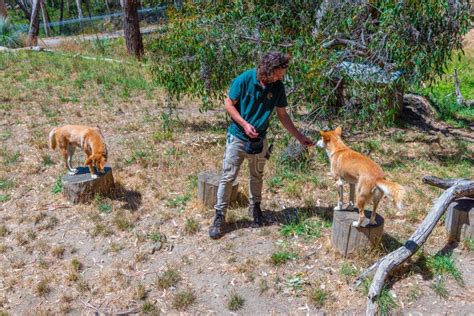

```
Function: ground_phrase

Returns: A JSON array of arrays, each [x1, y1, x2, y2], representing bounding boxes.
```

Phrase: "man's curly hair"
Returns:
[[257, 51, 290, 84]]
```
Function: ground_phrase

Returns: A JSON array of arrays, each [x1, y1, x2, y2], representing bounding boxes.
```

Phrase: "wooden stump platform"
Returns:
[[445, 197, 473, 242], [62, 166, 114, 204], [197, 170, 239, 208], [331, 209, 384, 257]]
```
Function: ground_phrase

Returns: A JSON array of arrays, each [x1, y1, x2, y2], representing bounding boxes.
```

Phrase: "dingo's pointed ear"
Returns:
[[335, 126, 342, 136]]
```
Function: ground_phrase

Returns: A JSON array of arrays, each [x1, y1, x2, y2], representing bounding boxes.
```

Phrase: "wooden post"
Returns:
[[197, 171, 239, 208], [445, 197, 474, 242], [62, 166, 114, 204], [331, 209, 384, 257]]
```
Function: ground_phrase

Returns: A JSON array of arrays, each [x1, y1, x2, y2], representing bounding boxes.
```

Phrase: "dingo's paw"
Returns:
[[68, 169, 78, 175], [91, 174, 98, 179], [334, 203, 343, 211], [352, 220, 361, 227], [347, 202, 355, 210]]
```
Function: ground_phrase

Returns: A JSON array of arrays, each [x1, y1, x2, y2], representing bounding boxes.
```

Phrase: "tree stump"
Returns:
[[197, 170, 239, 208], [331, 209, 384, 257], [62, 166, 114, 204], [445, 197, 474, 242]]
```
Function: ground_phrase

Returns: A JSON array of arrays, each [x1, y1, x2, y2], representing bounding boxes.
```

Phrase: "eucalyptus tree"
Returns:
[[149, 0, 471, 126]]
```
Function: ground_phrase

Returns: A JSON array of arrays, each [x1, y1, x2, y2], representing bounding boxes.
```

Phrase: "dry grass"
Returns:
[[0, 46, 471, 314]]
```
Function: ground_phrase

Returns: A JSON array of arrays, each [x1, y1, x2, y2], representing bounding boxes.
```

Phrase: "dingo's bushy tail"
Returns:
[[48, 128, 57, 150], [376, 179, 406, 210]]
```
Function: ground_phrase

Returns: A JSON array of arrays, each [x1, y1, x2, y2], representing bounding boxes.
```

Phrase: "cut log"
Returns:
[[197, 170, 239, 208], [355, 178, 474, 316], [445, 197, 474, 241], [62, 166, 114, 204], [331, 209, 384, 257]]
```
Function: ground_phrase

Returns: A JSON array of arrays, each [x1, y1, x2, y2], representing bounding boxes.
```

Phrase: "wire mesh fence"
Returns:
[[16, 4, 166, 37]]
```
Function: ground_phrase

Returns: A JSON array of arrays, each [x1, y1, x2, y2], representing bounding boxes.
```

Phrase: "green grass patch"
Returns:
[[426, 253, 462, 283], [280, 215, 330, 239], [463, 238, 474, 251], [1, 148, 20, 165], [339, 262, 358, 278], [147, 231, 162, 243], [362, 278, 397, 315], [431, 277, 449, 298], [51, 177, 63, 194], [156, 267, 181, 289], [0, 178, 14, 190], [0, 194, 10, 202], [172, 289, 196, 311], [419, 51, 474, 127], [227, 291, 245, 311], [270, 251, 298, 265], [167, 194, 191, 210], [308, 287, 329, 308]]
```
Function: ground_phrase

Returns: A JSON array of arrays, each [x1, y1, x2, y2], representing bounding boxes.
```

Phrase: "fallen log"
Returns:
[[354, 177, 474, 316]]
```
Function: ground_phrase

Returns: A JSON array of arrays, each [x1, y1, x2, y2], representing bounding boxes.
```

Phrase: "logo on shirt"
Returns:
[[267, 92, 273, 100]]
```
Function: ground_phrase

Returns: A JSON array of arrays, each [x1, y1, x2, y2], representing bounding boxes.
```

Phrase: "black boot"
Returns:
[[251, 203, 265, 228], [209, 210, 225, 239]]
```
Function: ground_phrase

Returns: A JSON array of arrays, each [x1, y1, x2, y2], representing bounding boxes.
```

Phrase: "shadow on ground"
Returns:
[[112, 183, 142, 211], [223, 206, 334, 234]]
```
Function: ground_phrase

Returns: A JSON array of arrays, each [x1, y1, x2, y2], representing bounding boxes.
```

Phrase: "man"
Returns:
[[209, 51, 314, 239]]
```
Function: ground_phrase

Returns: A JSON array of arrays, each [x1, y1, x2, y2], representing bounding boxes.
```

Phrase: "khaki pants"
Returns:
[[215, 134, 268, 214]]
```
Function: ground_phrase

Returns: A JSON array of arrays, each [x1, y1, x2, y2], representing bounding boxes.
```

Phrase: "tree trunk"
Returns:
[[355, 178, 474, 316], [84, 0, 91, 18], [59, 0, 64, 34], [75, 0, 83, 25], [16, 0, 31, 21], [331, 209, 384, 257], [104, 0, 110, 13], [27, 0, 41, 46], [122, 0, 144, 59], [197, 170, 239, 208], [62, 166, 115, 204], [40, 0, 52, 36], [0, 0, 8, 18]]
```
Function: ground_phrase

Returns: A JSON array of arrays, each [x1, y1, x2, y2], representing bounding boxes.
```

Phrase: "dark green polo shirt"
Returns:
[[227, 68, 288, 141]]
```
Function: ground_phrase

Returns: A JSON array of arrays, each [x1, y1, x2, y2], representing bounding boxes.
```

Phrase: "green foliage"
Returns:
[[420, 51, 474, 127], [0, 17, 23, 48], [148, 1, 470, 125]]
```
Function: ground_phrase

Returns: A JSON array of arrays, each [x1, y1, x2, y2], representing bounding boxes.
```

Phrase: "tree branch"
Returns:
[[355, 178, 474, 315]]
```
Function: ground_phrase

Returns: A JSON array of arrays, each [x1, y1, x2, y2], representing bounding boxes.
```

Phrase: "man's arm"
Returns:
[[224, 96, 259, 138], [276, 107, 314, 146]]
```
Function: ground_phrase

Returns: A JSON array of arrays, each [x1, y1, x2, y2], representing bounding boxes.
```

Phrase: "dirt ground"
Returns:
[[0, 36, 473, 314]]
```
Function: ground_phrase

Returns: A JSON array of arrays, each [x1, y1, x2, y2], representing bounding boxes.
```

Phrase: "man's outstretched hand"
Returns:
[[297, 135, 314, 147]]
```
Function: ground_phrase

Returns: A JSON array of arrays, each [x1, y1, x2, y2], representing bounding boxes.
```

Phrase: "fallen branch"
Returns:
[[354, 177, 474, 315], [422, 175, 471, 190]]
